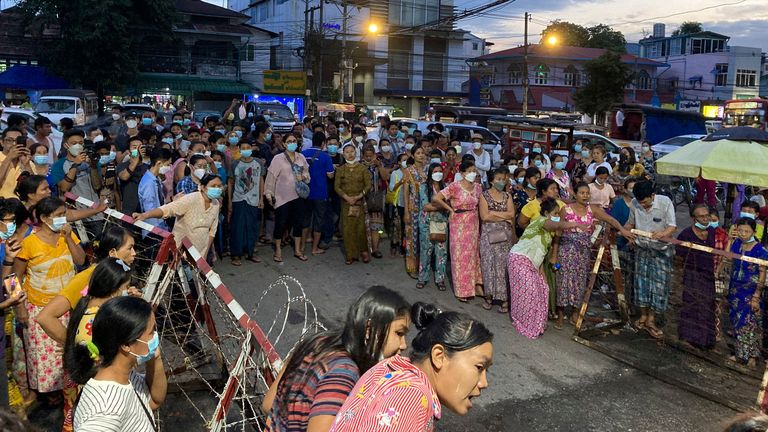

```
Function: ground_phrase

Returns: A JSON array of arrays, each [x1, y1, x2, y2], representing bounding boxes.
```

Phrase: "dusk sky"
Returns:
[[204, 0, 768, 52]]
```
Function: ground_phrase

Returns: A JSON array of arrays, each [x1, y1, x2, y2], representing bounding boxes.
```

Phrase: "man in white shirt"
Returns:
[[616, 106, 626, 139], [30, 116, 59, 163], [468, 133, 491, 185]]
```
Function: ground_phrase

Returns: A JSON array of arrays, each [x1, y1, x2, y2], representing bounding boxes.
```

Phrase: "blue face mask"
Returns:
[[109, 151, 116, 162], [534, 160, 543, 168], [228, 136, 239, 146], [99, 155, 111, 165], [550, 216, 561, 223], [532, 147, 542, 154], [748, 236, 757, 243], [581, 150, 591, 158], [162, 137, 174, 145], [0, 221, 16, 240], [206, 186, 223, 200], [328, 145, 339, 155], [555, 161, 566, 170], [694, 221, 710, 230], [741, 211, 756, 220], [710, 221, 720, 228], [131, 331, 159, 365], [431, 158, 441, 164], [286, 143, 298, 152], [130, 149, 139, 158], [173, 120, 183, 125], [33, 155, 49, 165], [183, 119, 191, 126], [142, 118, 152, 126], [516, 177, 525, 184], [264, 133, 273, 141], [396, 131, 405, 139], [240, 149, 253, 158], [216, 129, 226, 135], [573, 144, 582, 152], [235, 130, 243, 138], [526, 182, 537, 190], [218, 144, 228, 152]]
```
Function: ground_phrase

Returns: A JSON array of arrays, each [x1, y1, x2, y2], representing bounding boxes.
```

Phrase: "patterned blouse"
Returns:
[[330, 355, 441, 432]]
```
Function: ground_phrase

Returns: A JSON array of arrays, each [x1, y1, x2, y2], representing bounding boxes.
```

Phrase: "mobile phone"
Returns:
[[3, 273, 21, 298], [15, 136, 26, 149]]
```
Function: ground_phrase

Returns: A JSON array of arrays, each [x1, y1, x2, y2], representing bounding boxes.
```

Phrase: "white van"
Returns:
[[36, 89, 99, 126]]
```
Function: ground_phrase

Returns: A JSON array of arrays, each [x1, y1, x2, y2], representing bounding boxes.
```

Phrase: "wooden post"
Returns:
[[574, 229, 608, 334], [608, 228, 629, 322]]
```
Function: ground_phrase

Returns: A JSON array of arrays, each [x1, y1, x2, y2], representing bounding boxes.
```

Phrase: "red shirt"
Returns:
[[330, 355, 441, 432]]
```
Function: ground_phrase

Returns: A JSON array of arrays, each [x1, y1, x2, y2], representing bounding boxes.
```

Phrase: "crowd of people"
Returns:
[[2, 101, 768, 430]]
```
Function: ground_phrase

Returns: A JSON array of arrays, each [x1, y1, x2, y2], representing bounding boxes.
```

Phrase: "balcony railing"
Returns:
[[138, 54, 239, 79]]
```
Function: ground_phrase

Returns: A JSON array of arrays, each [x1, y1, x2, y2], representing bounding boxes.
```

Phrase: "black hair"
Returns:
[[0, 408, 37, 431], [573, 181, 590, 194], [63, 129, 85, 142], [15, 174, 48, 202], [736, 217, 757, 232], [633, 180, 654, 201], [6, 113, 26, 128], [59, 117, 74, 130], [459, 160, 475, 173], [427, 163, 444, 203], [200, 173, 221, 186], [460, 154, 475, 163], [429, 149, 442, 158], [312, 131, 326, 148], [489, 168, 507, 182], [137, 128, 157, 143], [0, 197, 28, 226], [1, 127, 24, 140], [208, 132, 224, 144], [595, 166, 610, 177], [276, 286, 410, 416], [689, 203, 710, 218], [150, 148, 172, 167], [189, 154, 207, 168], [33, 196, 63, 220], [445, 146, 457, 155], [709, 206, 719, 217], [524, 166, 540, 182], [512, 167, 526, 179], [34, 115, 52, 130], [742, 200, 761, 213], [65, 296, 151, 385], [253, 121, 270, 138], [536, 178, 557, 198], [94, 226, 132, 261], [95, 141, 111, 153], [540, 197, 560, 216], [723, 413, 768, 432], [410, 302, 493, 363], [623, 176, 638, 189]]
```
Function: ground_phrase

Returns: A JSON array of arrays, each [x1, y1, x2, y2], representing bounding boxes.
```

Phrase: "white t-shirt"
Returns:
[[616, 110, 625, 127], [74, 370, 155, 432], [586, 161, 613, 177]]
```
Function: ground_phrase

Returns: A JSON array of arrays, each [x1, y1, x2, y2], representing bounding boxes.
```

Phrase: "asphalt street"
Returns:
[[212, 238, 740, 432]]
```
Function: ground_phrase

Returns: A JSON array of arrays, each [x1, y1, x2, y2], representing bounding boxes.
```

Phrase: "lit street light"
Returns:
[[547, 35, 558, 46], [368, 23, 379, 34]]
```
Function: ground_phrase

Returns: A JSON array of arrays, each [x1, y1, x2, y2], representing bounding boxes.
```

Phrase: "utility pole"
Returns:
[[340, 0, 348, 103], [522, 11, 530, 117]]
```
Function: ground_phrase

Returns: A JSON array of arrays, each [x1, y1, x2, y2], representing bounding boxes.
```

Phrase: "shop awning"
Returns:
[[134, 74, 255, 95], [314, 102, 356, 113], [0, 65, 68, 90]]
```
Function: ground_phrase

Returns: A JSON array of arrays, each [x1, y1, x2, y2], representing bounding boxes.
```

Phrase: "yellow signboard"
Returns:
[[263, 70, 307, 95]]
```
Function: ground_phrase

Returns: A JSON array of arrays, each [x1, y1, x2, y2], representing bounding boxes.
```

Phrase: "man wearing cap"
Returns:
[[469, 133, 491, 184]]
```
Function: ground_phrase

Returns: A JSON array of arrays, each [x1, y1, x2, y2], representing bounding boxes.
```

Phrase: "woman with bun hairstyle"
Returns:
[[329, 302, 493, 432], [508, 198, 589, 339], [262, 285, 411, 432]]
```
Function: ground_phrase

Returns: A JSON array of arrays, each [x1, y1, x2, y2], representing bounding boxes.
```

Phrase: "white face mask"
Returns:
[[111, 113, 121, 121], [158, 165, 171, 175], [354, 136, 363, 143], [126, 120, 138, 129], [193, 168, 206, 179], [431, 172, 444, 182], [381, 145, 392, 154], [473, 142, 482, 150], [464, 172, 478, 183], [93, 135, 104, 143]]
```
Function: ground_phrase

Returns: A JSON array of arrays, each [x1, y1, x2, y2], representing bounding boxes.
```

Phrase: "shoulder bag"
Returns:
[[290, 157, 310, 199]]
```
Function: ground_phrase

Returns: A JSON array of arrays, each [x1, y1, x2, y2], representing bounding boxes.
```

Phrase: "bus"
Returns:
[[723, 98, 768, 130]]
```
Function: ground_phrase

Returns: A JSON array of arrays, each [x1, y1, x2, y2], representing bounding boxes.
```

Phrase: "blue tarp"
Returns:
[[0, 65, 68, 90]]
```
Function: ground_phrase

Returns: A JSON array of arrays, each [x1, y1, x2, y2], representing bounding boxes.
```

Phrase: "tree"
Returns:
[[573, 52, 634, 117], [16, 0, 176, 112], [585, 24, 627, 53], [672, 21, 703, 36], [540, 21, 590, 47], [541, 21, 626, 53]]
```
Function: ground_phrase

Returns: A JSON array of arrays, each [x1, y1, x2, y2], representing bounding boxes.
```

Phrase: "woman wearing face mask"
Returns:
[[518, 178, 563, 230], [479, 169, 516, 313], [416, 163, 449, 291], [588, 166, 615, 209], [38, 226, 137, 345], [508, 198, 586, 339], [134, 174, 223, 260], [28, 142, 51, 177], [69, 296, 167, 431], [175, 154, 208, 195], [387, 154, 409, 257], [335, 144, 371, 265], [639, 140, 656, 180], [330, 303, 493, 432], [523, 143, 551, 173], [675, 203, 717, 350], [570, 143, 593, 184], [433, 161, 483, 302], [402, 145, 430, 277], [555, 182, 633, 329], [585, 145, 612, 181], [361, 147, 386, 259], [718, 217, 767, 367], [617, 147, 644, 179], [442, 146, 460, 183], [263, 286, 411, 432], [12, 197, 85, 410], [546, 154, 571, 200], [264, 134, 310, 262]]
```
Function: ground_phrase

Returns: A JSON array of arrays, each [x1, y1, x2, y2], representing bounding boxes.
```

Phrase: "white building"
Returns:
[[227, 0, 490, 117]]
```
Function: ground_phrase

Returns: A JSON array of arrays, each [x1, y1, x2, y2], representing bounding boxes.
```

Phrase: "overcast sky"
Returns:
[[203, 0, 767, 52]]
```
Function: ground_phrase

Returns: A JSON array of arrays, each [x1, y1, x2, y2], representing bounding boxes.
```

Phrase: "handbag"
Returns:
[[487, 225, 511, 244], [291, 160, 310, 199], [429, 220, 447, 242]]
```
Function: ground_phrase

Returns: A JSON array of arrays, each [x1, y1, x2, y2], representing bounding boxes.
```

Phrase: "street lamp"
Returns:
[[368, 23, 379, 34], [547, 35, 558, 46]]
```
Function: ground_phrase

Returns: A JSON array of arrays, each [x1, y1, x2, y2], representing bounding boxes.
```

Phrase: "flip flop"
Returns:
[[294, 254, 308, 261], [231, 258, 242, 266], [436, 282, 447, 291], [311, 250, 326, 256], [246, 256, 261, 264], [273, 255, 283, 263], [482, 301, 493, 311], [647, 325, 664, 340]]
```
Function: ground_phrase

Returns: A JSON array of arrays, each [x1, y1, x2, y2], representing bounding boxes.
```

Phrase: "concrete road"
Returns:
[[210, 240, 739, 432]]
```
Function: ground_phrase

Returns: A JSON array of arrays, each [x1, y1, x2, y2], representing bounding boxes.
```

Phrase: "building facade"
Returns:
[[639, 26, 765, 116], [228, 0, 489, 117], [471, 44, 667, 113]]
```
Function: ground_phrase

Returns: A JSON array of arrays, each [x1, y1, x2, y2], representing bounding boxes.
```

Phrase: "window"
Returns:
[[245, 45, 256, 62], [490, 66, 497, 85], [533, 64, 549, 85], [507, 64, 522, 84], [715, 64, 728, 87], [472, 42, 478, 51], [256, 0, 271, 22], [692, 39, 702, 54], [563, 65, 580, 87], [670, 38, 682, 56], [636, 70, 651, 90], [735, 69, 757, 87], [389, 0, 440, 27]]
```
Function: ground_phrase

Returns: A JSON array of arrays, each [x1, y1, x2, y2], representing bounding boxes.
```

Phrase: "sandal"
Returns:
[[436, 282, 447, 291], [345, 259, 353, 265], [372, 251, 383, 259], [246, 256, 261, 264], [273, 255, 283, 263], [634, 319, 647, 330], [457, 297, 470, 303], [231, 258, 242, 266], [294, 254, 308, 261], [646, 325, 664, 340], [482, 300, 493, 311], [498, 304, 509, 314], [416, 282, 426, 290]]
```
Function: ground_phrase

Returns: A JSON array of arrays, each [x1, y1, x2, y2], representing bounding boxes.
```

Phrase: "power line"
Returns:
[[605, 0, 751, 26]]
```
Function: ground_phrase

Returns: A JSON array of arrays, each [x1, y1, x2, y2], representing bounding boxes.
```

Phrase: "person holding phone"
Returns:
[[0, 127, 29, 198]]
